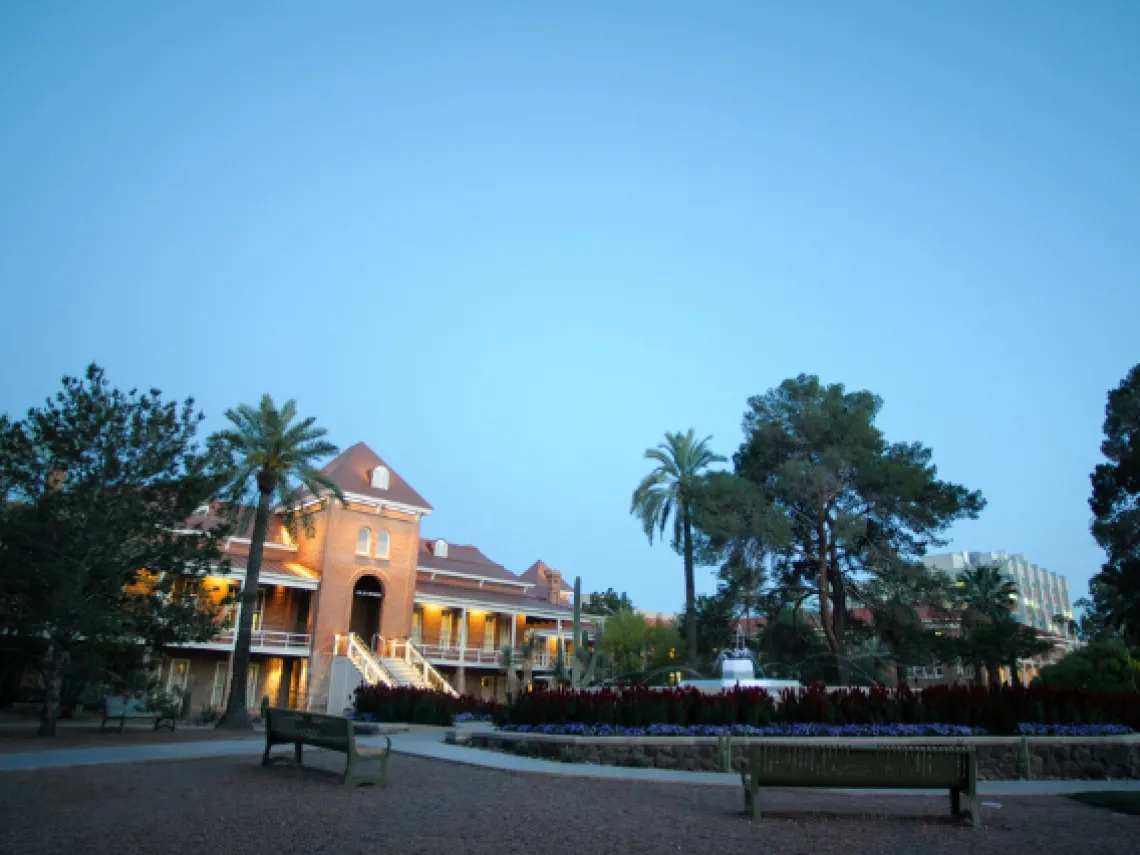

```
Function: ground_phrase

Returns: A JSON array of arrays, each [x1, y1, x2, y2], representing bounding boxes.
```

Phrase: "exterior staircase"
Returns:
[[328, 633, 458, 712], [378, 655, 433, 689]]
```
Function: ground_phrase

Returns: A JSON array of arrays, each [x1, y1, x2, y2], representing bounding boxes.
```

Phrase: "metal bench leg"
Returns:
[[294, 741, 303, 765], [950, 787, 961, 818]]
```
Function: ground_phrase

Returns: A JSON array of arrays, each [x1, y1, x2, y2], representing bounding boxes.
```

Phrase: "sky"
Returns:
[[1, 2, 1137, 612]]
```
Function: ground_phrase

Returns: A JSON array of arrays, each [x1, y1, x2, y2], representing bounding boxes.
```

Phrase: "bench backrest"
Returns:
[[265, 707, 355, 752], [748, 743, 973, 788], [105, 695, 153, 717]]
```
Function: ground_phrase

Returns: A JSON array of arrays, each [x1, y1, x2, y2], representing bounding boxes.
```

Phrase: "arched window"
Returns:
[[375, 530, 391, 560], [371, 466, 390, 490], [356, 527, 372, 556]]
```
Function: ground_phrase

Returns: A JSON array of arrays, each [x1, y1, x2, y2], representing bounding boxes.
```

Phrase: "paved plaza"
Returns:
[[1, 728, 1138, 854]]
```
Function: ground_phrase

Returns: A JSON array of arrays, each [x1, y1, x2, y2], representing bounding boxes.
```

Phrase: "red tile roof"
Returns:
[[418, 539, 524, 585], [414, 580, 576, 616], [518, 560, 574, 593], [312, 442, 433, 511]]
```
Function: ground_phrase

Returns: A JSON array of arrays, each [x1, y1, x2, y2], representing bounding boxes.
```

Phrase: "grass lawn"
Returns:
[[1069, 791, 1140, 815]]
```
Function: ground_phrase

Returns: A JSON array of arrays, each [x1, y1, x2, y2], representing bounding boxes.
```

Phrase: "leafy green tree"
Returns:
[[1074, 579, 1127, 642], [860, 562, 942, 686], [213, 396, 343, 729], [644, 621, 685, 670], [689, 591, 737, 671], [631, 429, 725, 667], [0, 365, 231, 735], [1036, 641, 1140, 692], [1089, 363, 1140, 644], [715, 375, 985, 678], [583, 588, 634, 616], [599, 608, 648, 674], [953, 564, 1049, 688]]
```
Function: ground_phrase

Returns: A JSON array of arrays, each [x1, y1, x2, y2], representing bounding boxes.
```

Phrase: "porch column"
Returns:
[[456, 666, 467, 695], [557, 620, 563, 660], [459, 607, 468, 662], [511, 614, 517, 650]]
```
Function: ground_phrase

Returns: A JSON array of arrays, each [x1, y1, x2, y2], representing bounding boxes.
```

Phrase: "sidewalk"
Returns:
[[4, 725, 1137, 796]]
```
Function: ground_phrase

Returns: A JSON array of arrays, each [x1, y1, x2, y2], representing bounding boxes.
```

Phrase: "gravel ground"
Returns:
[[0, 752, 1135, 855], [0, 725, 257, 752]]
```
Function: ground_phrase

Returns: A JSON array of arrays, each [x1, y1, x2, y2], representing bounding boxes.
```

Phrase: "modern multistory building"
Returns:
[[922, 551, 1075, 633]]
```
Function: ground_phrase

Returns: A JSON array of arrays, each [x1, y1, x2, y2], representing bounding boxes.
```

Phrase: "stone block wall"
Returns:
[[469, 733, 1140, 781]]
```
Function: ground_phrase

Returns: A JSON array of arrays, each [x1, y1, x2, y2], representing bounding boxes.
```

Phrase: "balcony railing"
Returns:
[[206, 627, 312, 652], [413, 644, 566, 670]]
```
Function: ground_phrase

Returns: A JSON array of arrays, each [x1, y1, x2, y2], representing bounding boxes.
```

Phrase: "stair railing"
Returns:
[[338, 632, 395, 688]]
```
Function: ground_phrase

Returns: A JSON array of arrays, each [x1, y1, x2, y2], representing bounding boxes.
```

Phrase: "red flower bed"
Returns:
[[499, 684, 1140, 736], [353, 685, 504, 725]]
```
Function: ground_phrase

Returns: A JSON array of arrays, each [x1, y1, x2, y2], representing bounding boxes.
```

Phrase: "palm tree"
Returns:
[[631, 429, 725, 667], [214, 396, 344, 729], [955, 564, 1019, 689]]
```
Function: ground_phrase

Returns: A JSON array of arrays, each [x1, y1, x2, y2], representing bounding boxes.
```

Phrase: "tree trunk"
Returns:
[[895, 661, 907, 689], [37, 643, 61, 737], [217, 482, 273, 729], [681, 504, 698, 668], [816, 514, 839, 655]]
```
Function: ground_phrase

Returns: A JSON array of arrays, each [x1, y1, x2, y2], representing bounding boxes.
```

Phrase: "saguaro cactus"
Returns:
[[572, 576, 582, 689]]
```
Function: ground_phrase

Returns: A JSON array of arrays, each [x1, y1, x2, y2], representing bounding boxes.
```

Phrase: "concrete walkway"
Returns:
[[2, 726, 1139, 796]]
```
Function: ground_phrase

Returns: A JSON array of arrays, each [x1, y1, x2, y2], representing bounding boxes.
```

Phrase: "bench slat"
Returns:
[[742, 742, 979, 828], [262, 706, 390, 789]]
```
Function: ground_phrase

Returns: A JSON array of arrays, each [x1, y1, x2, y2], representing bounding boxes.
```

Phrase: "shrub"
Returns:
[[499, 684, 1140, 735], [353, 686, 504, 726]]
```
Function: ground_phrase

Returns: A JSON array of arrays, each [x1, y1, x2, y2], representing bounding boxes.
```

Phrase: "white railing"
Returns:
[[337, 632, 395, 689], [412, 643, 563, 670], [211, 627, 311, 652], [416, 643, 503, 666], [375, 637, 459, 697]]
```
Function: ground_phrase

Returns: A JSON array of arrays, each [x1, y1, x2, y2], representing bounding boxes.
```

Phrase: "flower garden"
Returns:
[[353, 683, 1139, 737]]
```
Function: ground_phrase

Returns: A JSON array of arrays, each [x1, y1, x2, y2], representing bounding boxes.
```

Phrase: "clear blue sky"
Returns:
[[2, 2, 1137, 611]]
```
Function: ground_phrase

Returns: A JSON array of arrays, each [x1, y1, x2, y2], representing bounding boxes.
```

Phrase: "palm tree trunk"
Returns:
[[217, 483, 272, 729], [681, 505, 698, 668]]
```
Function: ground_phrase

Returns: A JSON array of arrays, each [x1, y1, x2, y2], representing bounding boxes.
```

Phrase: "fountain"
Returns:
[[678, 628, 802, 694]]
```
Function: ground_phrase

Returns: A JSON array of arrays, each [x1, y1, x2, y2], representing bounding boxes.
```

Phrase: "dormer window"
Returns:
[[434, 539, 448, 558], [371, 466, 390, 490], [194, 503, 210, 516], [356, 527, 372, 556], [375, 530, 391, 560]]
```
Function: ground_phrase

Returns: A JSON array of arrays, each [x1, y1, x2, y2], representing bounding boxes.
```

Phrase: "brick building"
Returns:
[[162, 442, 594, 716]]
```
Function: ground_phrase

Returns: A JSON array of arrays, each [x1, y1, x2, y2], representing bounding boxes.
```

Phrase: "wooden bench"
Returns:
[[741, 742, 979, 827], [100, 695, 177, 733], [262, 706, 392, 789]]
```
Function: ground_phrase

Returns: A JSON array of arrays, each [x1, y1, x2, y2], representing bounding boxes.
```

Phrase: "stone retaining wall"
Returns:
[[468, 732, 1140, 780]]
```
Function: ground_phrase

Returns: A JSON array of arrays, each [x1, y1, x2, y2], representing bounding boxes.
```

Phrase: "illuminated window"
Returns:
[[356, 527, 372, 556], [375, 530, 390, 560]]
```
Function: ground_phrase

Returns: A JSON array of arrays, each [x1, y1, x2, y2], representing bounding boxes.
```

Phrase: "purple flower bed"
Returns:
[[497, 721, 1136, 738], [454, 712, 494, 723], [1016, 723, 1135, 737]]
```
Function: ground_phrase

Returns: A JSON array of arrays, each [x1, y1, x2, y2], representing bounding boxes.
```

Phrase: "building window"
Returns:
[[251, 589, 266, 632], [371, 466, 390, 490], [375, 530, 390, 560], [167, 659, 191, 694], [246, 663, 260, 709], [434, 539, 448, 558], [356, 527, 372, 556]]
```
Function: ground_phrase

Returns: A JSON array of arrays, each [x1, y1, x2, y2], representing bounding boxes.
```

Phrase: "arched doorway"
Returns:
[[350, 576, 384, 645]]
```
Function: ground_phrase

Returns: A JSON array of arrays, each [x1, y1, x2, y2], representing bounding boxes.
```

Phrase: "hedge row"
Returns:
[[352, 685, 503, 726], [499, 684, 1140, 736]]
